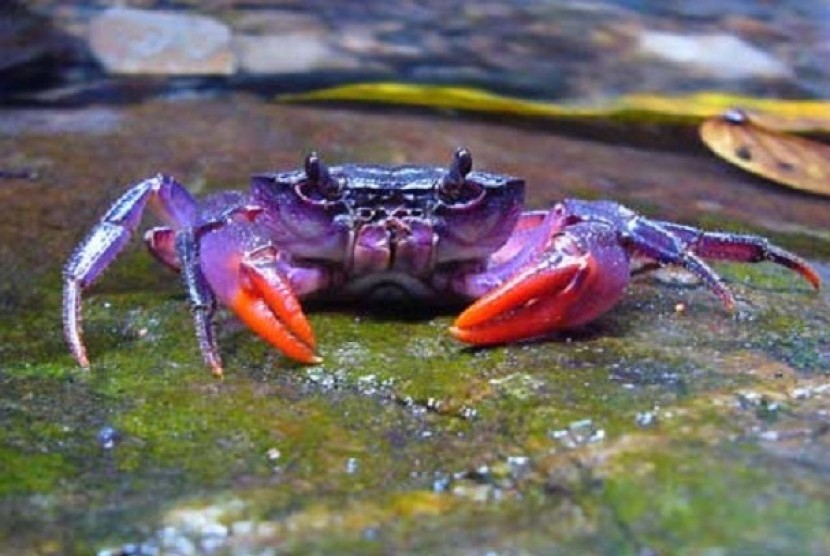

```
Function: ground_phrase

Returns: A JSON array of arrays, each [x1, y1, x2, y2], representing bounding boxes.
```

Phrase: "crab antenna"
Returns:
[[444, 147, 473, 184], [304, 152, 330, 184]]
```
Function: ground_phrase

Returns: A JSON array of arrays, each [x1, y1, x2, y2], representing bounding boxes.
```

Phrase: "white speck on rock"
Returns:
[[637, 31, 790, 79], [758, 430, 780, 441], [345, 457, 359, 474], [791, 387, 812, 400]]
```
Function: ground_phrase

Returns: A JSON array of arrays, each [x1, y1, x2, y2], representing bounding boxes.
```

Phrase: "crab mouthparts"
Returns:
[[350, 216, 436, 276]]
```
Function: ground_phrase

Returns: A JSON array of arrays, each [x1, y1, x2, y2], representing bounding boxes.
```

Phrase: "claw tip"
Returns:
[[448, 325, 474, 344], [75, 352, 91, 369]]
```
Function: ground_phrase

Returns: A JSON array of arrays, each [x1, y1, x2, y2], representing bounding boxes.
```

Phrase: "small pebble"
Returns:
[[97, 426, 120, 450]]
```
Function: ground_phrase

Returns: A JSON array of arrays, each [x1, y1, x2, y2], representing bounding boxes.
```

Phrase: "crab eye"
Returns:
[[452, 147, 473, 176], [438, 147, 483, 205], [299, 152, 343, 202]]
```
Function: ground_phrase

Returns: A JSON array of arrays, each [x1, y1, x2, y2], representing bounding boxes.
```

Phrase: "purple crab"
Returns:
[[63, 148, 821, 375]]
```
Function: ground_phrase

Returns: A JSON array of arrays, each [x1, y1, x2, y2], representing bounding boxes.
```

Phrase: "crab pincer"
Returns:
[[451, 197, 820, 349], [450, 257, 588, 344], [450, 221, 629, 345], [198, 224, 320, 366], [238, 248, 319, 363]]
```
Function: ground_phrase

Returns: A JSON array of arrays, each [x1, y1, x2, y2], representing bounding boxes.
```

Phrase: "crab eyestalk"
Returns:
[[303, 151, 342, 200], [304, 151, 329, 184], [437, 148, 483, 206], [447, 147, 473, 180]]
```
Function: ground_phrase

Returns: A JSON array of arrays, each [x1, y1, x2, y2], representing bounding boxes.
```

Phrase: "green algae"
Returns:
[[603, 444, 830, 553], [0, 448, 71, 496], [3, 232, 828, 553]]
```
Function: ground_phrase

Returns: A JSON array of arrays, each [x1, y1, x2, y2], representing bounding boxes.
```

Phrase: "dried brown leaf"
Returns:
[[700, 109, 830, 196]]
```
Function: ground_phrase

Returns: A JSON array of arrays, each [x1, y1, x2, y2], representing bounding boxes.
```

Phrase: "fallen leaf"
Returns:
[[700, 109, 830, 196], [280, 83, 830, 132]]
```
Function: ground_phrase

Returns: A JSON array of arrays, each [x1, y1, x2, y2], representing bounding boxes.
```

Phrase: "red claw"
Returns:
[[450, 255, 591, 345], [227, 289, 320, 365], [233, 255, 320, 365], [198, 227, 321, 366], [242, 257, 316, 350], [451, 222, 632, 347]]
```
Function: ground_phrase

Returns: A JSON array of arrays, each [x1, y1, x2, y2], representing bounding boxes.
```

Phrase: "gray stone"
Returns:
[[234, 33, 359, 74], [637, 31, 790, 80], [88, 8, 235, 75]]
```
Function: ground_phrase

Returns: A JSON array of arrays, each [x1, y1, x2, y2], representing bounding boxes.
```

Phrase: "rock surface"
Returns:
[[0, 95, 828, 553], [637, 31, 790, 79], [234, 34, 356, 74]]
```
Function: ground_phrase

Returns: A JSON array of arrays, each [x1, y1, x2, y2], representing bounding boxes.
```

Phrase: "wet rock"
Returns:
[[0, 2, 57, 73], [232, 8, 362, 74], [339, 22, 426, 58], [636, 31, 790, 79], [0, 107, 121, 136], [88, 8, 234, 75], [7, 1, 827, 103], [99, 501, 237, 556], [231, 9, 326, 36], [0, 2, 83, 102], [234, 33, 359, 74]]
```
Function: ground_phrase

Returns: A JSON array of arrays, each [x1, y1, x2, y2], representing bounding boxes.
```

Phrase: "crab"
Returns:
[[63, 148, 821, 376]]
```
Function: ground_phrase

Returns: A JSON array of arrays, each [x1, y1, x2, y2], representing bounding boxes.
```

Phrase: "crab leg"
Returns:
[[619, 218, 821, 310], [622, 217, 740, 309], [63, 175, 197, 368], [175, 228, 224, 375], [145, 227, 181, 271], [198, 223, 321, 365], [650, 220, 821, 290]]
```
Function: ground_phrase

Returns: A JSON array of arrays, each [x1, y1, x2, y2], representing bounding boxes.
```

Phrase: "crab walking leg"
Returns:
[[451, 222, 630, 345], [623, 218, 820, 310], [556, 200, 820, 307], [144, 227, 181, 271], [198, 222, 322, 364], [63, 175, 197, 367], [650, 221, 821, 290], [626, 217, 739, 309], [174, 228, 224, 375]]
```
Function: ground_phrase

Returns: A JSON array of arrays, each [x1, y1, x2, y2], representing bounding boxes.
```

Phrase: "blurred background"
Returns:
[[4, 0, 828, 105]]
